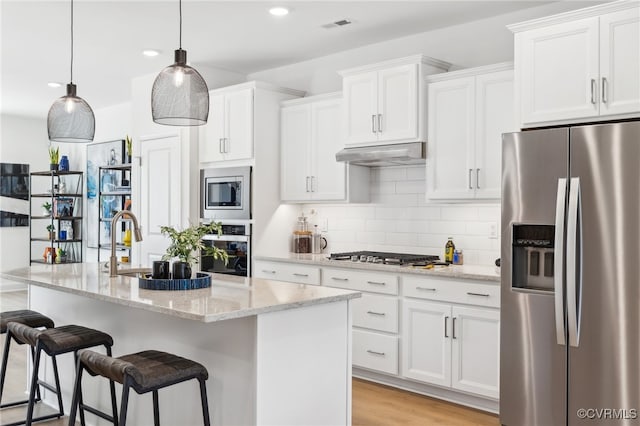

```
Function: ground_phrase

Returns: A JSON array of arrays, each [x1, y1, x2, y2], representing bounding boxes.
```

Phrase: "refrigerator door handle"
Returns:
[[554, 178, 567, 345], [567, 177, 583, 347]]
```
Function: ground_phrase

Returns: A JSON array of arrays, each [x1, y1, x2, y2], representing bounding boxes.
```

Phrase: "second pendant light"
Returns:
[[151, 0, 209, 126]]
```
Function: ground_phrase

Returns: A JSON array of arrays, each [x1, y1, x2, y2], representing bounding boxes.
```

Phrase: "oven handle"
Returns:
[[201, 235, 249, 242]]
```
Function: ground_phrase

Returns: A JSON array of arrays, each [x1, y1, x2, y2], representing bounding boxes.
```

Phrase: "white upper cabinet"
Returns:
[[200, 87, 253, 163], [281, 94, 369, 203], [427, 64, 515, 201], [340, 55, 450, 147], [510, 2, 640, 127]]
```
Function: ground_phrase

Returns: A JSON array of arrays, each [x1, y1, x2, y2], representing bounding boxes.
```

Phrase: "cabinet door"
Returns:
[[474, 70, 516, 200], [451, 306, 500, 399], [600, 8, 640, 116], [224, 88, 254, 161], [518, 17, 599, 125], [401, 299, 451, 387], [281, 104, 312, 201], [199, 94, 225, 163], [310, 98, 346, 201], [343, 71, 378, 146], [426, 77, 475, 200], [377, 64, 419, 143]]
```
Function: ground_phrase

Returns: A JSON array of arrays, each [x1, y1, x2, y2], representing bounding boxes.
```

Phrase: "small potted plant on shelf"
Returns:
[[160, 222, 229, 279], [125, 135, 133, 163], [48, 146, 59, 171], [46, 224, 56, 240], [41, 201, 52, 216]]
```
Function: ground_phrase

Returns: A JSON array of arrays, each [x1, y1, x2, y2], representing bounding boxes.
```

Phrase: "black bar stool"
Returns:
[[4, 322, 118, 426], [70, 349, 210, 426], [0, 310, 55, 420]]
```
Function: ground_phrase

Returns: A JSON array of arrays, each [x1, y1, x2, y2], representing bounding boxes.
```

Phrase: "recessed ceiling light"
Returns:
[[269, 7, 289, 17], [142, 49, 161, 57], [47, 82, 62, 88]]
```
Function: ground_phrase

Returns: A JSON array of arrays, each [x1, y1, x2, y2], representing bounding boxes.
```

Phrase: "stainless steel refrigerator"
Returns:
[[500, 121, 640, 425]]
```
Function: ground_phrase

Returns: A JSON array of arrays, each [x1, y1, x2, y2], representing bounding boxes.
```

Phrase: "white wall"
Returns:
[[0, 114, 48, 290], [247, 2, 594, 95]]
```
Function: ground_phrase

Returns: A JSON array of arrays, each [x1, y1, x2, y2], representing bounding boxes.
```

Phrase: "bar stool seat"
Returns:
[[0, 310, 55, 419], [3, 322, 117, 426], [71, 349, 210, 426], [0, 310, 54, 334]]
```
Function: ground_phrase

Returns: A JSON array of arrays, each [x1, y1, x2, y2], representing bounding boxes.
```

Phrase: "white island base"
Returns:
[[6, 264, 357, 426]]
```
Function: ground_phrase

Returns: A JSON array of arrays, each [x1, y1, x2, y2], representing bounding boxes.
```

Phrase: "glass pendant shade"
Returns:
[[47, 83, 95, 143], [151, 49, 209, 126]]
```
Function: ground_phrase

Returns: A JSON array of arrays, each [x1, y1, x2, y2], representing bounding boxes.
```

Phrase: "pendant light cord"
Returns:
[[179, 0, 182, 49], [70, 0, 74, 83]]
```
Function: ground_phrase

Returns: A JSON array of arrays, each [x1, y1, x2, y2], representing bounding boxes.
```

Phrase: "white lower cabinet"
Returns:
[[353, 329, 399, 375], [253, 260, 320, 285], [402, 299, 500, 399]]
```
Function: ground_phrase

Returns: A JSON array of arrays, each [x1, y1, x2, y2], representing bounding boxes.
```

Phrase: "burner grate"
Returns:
[[329, 251, 439, 265]]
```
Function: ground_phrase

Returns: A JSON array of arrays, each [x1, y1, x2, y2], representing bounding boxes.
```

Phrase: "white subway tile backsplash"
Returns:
[[395, 180, 425, 194], [299, 166, 501, 265]]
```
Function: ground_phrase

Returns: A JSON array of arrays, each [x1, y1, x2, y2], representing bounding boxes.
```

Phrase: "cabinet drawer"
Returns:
[[323, 268, 399, 295], [353, 329, 398, 375], [254, 260, 320, 285], [403, 275, 500, 308], [353, 294, 398, 333]]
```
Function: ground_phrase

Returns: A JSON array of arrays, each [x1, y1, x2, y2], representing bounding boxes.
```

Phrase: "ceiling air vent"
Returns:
[[322, 19, 352, 29]]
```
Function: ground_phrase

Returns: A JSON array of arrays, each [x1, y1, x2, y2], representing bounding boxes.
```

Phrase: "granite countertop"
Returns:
[[1, 263, 360, 323], [254, 254, 501, 283]]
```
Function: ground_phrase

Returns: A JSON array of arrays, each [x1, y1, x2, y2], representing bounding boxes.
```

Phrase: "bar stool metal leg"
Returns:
[[199, 378, 211, 426], [119, 379, 132, 426], [68, 357, 84, 426], [0, 331, 12, 405], [152, 390, 160, 426]]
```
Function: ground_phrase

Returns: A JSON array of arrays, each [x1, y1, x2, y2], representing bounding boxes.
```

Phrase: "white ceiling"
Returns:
[[2, 1, 567, 118]]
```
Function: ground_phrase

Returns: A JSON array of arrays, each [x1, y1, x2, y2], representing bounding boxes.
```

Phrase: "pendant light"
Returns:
[[47, 0, 95, 143], [151, 0, 209, 126]]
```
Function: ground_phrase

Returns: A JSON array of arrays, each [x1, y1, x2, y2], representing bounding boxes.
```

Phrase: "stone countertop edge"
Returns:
[[254, 254, 501, 283], [1, 267, 361, 323]]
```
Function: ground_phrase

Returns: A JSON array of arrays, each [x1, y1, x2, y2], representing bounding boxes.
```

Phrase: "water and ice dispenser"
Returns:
[[512, 224, 555, 291]]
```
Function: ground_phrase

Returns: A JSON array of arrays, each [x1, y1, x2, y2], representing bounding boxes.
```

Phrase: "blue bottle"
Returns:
[[59, 155, 69, 171]]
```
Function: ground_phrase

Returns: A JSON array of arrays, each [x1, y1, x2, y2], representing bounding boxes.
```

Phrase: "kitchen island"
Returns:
[[2, 263, 360, 426]]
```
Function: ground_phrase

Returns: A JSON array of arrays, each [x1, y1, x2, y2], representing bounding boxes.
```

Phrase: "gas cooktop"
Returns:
[[329, 251, 440, 266]]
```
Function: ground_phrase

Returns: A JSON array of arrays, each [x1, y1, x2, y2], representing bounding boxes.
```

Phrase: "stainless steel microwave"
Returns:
[[200, 166, 251, 220]]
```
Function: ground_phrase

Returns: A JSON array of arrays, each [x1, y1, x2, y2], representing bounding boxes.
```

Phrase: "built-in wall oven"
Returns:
[[200, 166, 251, 221], [200, 223, 251, 277]]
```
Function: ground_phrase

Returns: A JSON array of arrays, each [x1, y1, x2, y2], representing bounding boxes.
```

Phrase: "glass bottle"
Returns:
[[445, 237, 455, 264]]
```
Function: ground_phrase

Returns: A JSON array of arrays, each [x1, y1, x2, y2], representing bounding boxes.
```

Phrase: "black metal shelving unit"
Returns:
[[29, 170, 83, 264]]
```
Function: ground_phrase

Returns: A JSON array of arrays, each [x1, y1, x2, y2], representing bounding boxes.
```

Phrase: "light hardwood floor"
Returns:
[[1, 290, 499, 425]]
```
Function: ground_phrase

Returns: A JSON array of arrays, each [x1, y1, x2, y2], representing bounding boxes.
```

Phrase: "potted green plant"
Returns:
[[46, 224, 56, 240], [41, 201, 52, 216], [48, 146, 59, 171], [125, 135, 133, 163], [160, 222, 229, 279]]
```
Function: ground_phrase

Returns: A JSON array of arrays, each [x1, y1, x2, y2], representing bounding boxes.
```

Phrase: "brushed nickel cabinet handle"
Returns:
[[452, 317, 457, 339], [444, 316, 449, 338], [366, 350, 385, 356], [416, 286, 436, 292], [367, 311, 386, 316], [310, 176, 315, 193], [602, 77, 608, 103], [367, 281, 386, 286], [261, 270, 276, 274], [372, 115, 377, 133], [219, 138, 224, 153], [467, 292, 490, 297], [590, 79, 597, 104], [468, 169, 473, 189], [377, 114, 382, 133], [305, 176, 310, 192], [293, 273, 309, 277], [331, 277, 349, 281], [476, 168, 480, 189]]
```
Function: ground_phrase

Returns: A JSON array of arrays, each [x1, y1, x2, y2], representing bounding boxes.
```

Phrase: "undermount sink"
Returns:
[[116, 268, 152, 278]]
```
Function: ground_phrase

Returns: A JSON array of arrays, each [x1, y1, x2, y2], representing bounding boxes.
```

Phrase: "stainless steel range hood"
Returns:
[[335, 142, 426, 167]]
